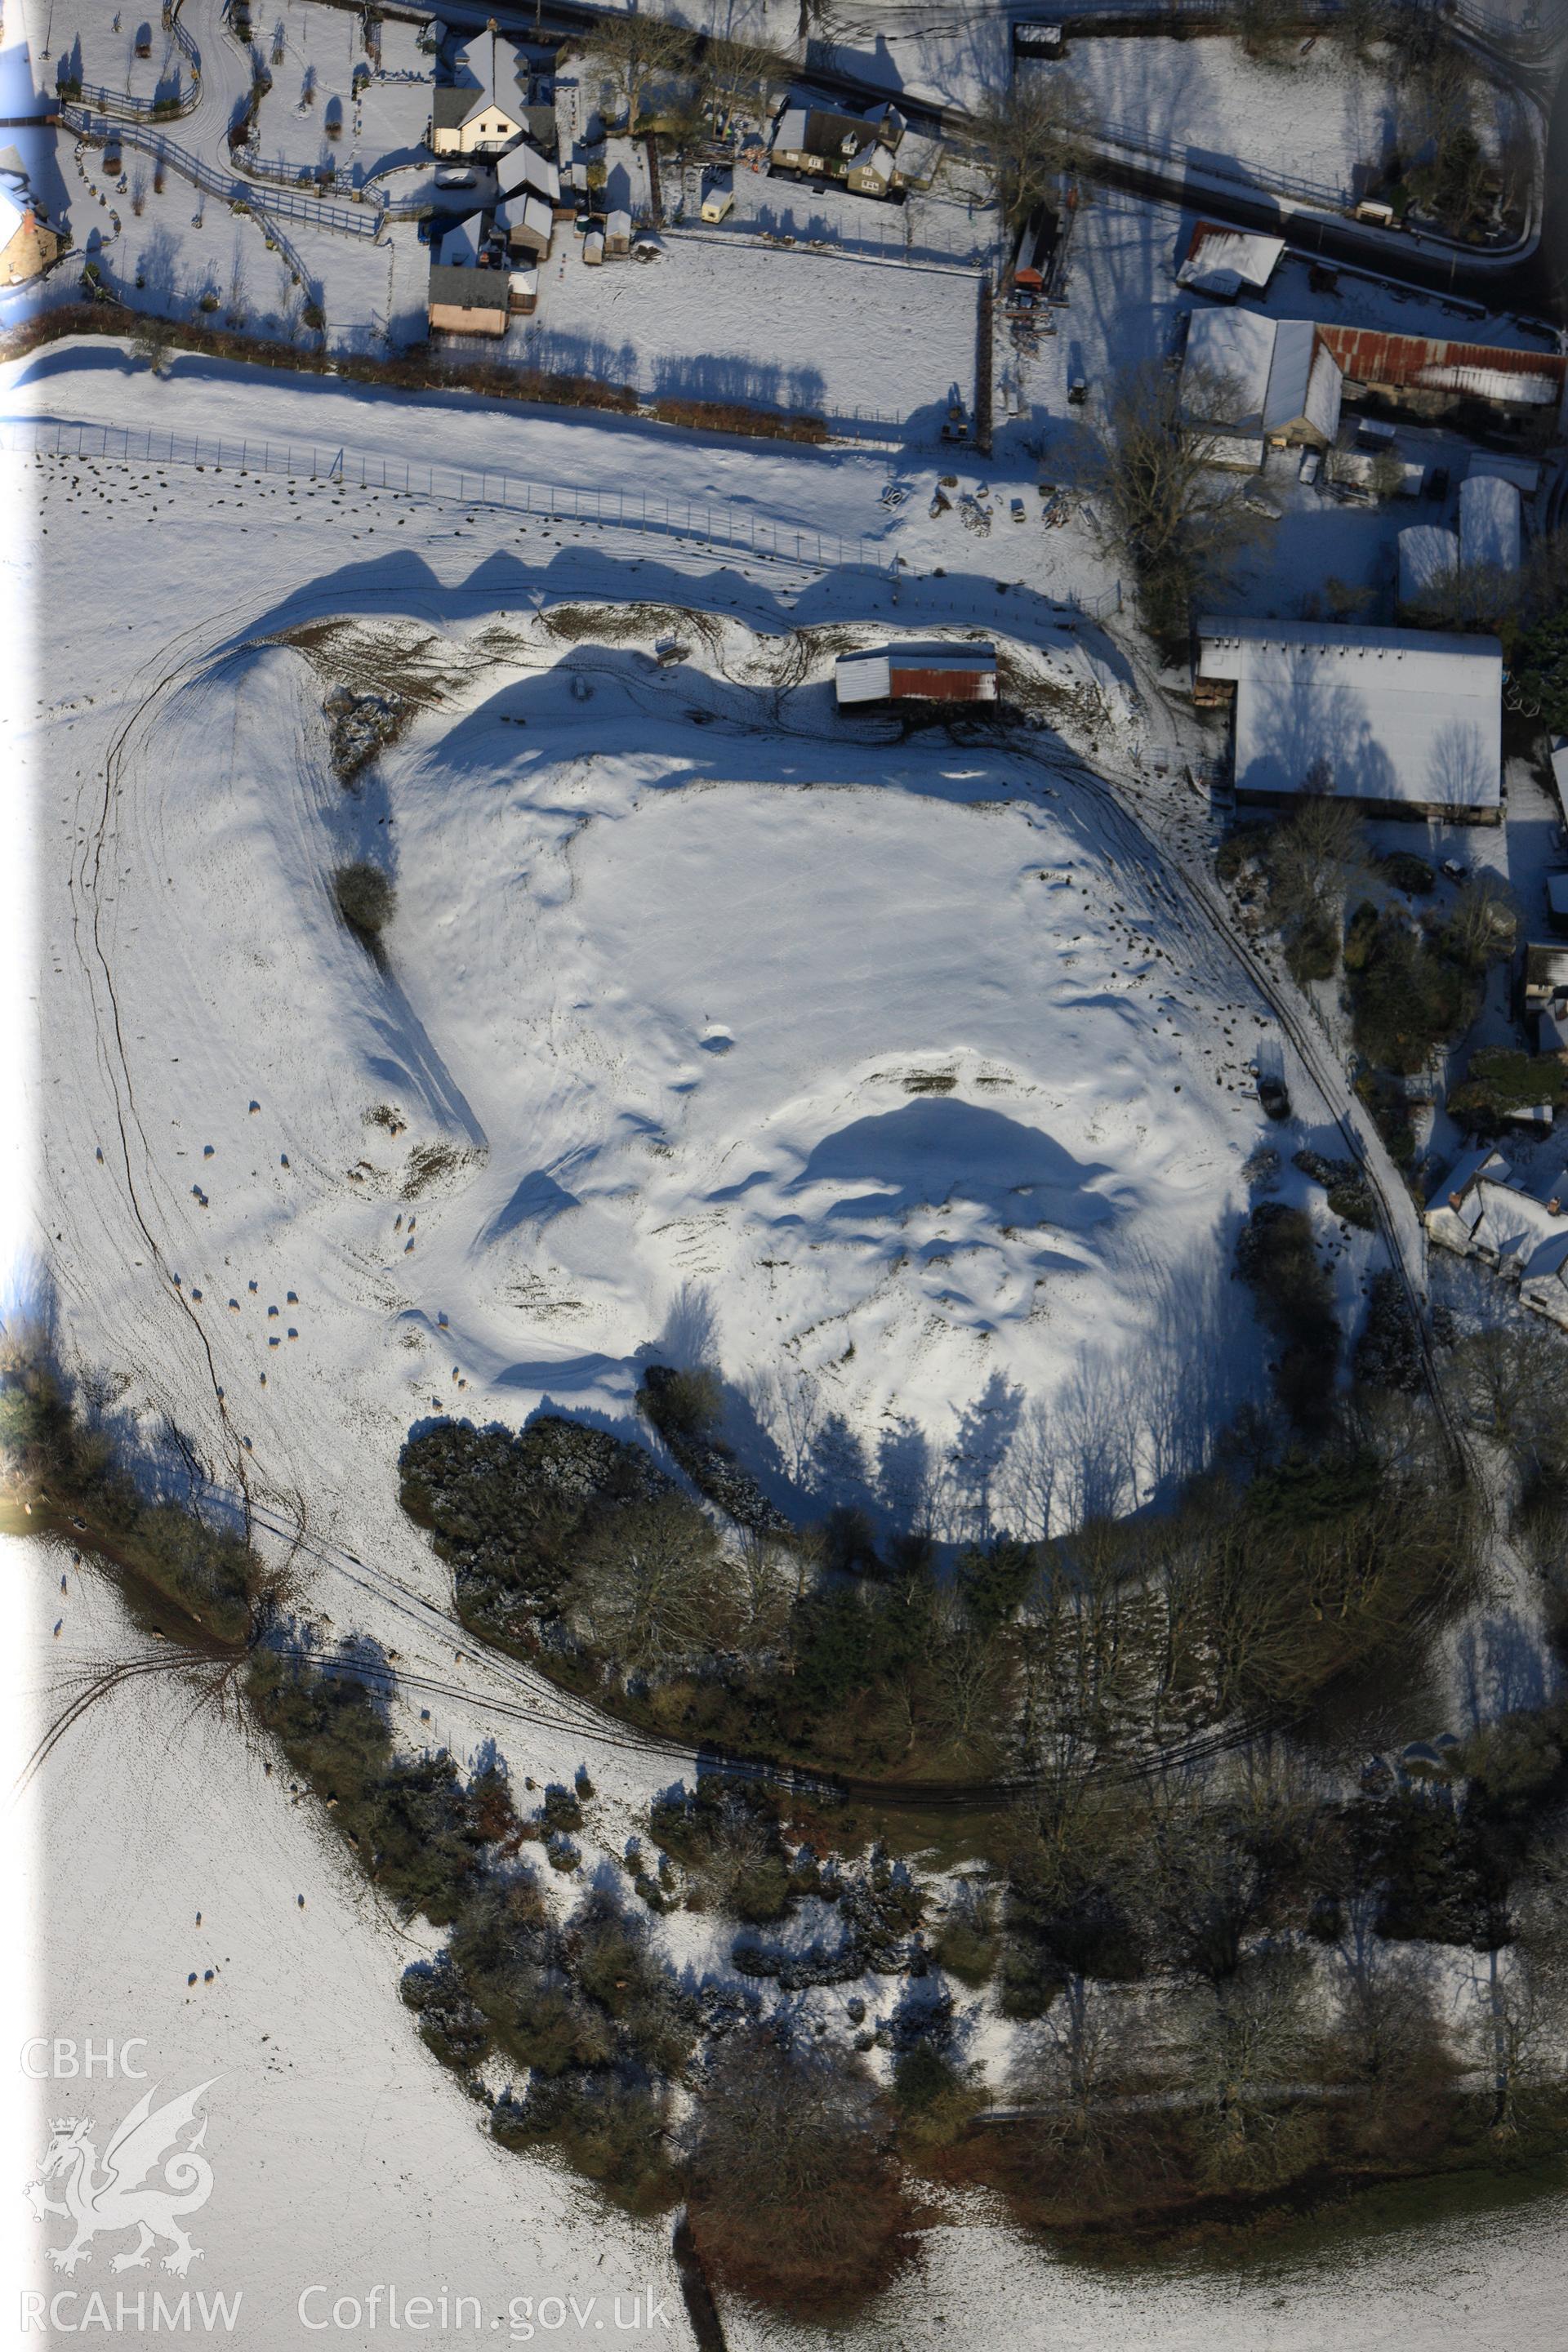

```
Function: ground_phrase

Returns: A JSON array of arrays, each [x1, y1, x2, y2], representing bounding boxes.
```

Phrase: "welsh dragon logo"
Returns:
[[25, 2080, 217, 2276]]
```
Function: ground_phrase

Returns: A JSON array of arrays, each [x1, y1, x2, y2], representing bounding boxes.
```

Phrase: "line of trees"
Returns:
[[399, 1369, 1478, 1785]]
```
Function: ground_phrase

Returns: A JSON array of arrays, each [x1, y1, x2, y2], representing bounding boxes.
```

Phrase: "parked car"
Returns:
[[1298, 449, 1321, 485], [1010, 497, 1027, 523]]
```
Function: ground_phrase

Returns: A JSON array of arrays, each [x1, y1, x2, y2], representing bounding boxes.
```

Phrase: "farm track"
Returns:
[[41, 497, 1467, 1808]]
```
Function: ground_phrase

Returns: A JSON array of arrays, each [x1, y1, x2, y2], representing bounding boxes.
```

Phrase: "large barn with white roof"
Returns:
[[1196, 617, 1503, 822]]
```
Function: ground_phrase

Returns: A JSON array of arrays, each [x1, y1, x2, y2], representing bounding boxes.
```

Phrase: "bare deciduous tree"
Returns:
[[581, 12, 695, 133], [684, 2038, 911, 2315], [1182, 1955, 1330, 2189], [571, 1494, 729, 1671], [970, 73, 1098, 232], [699, 33, 790, 142], [1266, 788, 1368, 938], [1093, 362, 1263, 641]]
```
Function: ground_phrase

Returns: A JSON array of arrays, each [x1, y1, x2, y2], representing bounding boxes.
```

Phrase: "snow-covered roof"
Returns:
[[438, 220, 479, 267], [1468, 451, 1540, 497], [895, 128, 943, 185], [1197, 617, 1502, 813], [1178, 222, 1285, 293], [1183, 308, 1276, 430], [836, 652, 891, 704], [1262, 320, 1340, 439], [835, 642, 996, 706], [497, 192, 554, 242], [1419, 362, 1557, 406], [1459, 473, 1521, 575], [1424, 1144, 1506, 1214], [1398, 524, 1458, 607], [0, 179, 23, 246], [1186, 314, 1339, 443], [427, 262, 507, 311], [494, 140, 559, 202], [849, 140, 893, 182], [1302, 343, 1343, 442]]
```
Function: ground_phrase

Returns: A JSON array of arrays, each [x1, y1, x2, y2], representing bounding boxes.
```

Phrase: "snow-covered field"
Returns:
[[7, 282, 1568, 2352], [6, 334, 1284, 1544], [1033, 33, 1524, 201], [514, 232, 978, 427]]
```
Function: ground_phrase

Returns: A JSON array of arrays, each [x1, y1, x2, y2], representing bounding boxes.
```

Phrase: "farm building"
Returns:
[[1425, 1147, 1568, 1329], [1397, 524, 1459, 613], [1181, 313, 1341, 465], [1195, 617, 1502, 822], [1315, 325, 1568, 438], [1459, 473, 1521, 577], [1178, 221, 1285, 298], [835, 643, 998, 706], [426, 263, 508, 336]]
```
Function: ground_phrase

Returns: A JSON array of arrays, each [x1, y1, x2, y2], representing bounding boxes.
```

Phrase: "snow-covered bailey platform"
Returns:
[[17, 416, 1278, 1546]]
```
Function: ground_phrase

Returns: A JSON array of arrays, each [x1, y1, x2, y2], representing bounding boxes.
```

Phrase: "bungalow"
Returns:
[[427, 261, 508, 336], [1181, 312, 1342, 467]]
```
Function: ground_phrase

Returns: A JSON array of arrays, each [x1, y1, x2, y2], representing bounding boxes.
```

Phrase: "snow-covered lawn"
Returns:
[[515, 231, 980, 428], [252, 1, 435, 184], [1033, 33, 1524, 202]]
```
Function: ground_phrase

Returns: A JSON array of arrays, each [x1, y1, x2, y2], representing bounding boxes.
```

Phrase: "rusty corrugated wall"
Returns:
[[1316, 324, 1566, 392]]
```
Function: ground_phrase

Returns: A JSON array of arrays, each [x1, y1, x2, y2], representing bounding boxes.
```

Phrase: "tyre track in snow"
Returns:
[[64, 591, 273, 1519], [1076, 628, 1468, 1474]]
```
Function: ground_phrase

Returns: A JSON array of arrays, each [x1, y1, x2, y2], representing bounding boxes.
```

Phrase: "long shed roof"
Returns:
[[1197, 617, 1501, 813]]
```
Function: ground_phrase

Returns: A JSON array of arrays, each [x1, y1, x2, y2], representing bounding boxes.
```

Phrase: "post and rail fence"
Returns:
[[2, 413, 1125, 625]]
